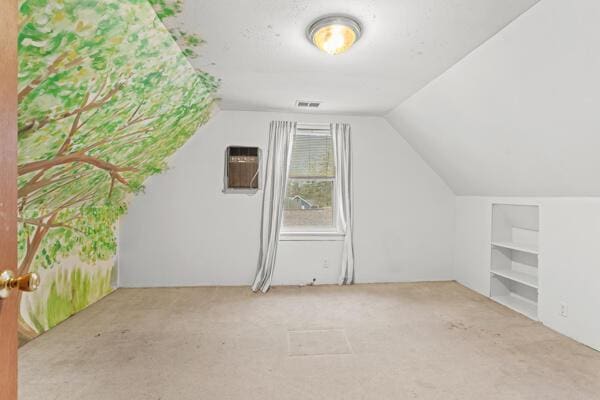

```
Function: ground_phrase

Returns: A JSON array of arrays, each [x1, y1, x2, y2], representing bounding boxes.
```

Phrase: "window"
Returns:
[[282, 126, 338, 232], [224, 146, 260, 193]]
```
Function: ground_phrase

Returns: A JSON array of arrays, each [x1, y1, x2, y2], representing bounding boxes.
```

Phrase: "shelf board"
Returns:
[[491, 268, 538, 289], [491, 241, 538, 255], [492, 294, 538, 320]]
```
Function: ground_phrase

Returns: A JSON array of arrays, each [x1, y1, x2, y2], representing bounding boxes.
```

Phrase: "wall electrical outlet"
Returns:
[[560, 302, 568, 318]]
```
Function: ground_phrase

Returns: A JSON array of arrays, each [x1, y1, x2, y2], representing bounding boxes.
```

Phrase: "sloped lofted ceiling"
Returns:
[[386, 0, 600, 196], [165, 0, 540, 115]]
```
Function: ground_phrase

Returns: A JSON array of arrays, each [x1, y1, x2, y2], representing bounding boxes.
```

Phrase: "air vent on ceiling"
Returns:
[[296, 100, 321, 109]]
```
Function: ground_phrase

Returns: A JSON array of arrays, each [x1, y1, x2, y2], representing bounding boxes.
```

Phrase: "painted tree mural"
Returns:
[[17, 0, 217, 341], [149, 0, 205, 59]]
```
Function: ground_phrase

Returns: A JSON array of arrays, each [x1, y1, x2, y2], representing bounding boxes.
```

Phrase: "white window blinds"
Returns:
[[288, 132, 335, 178]]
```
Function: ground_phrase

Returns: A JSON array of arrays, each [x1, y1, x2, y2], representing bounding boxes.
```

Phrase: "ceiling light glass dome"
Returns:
[[307, 15, 362, 55]]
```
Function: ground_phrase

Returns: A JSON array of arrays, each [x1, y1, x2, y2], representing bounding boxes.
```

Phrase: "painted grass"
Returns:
[[28, 267, 114, 333]]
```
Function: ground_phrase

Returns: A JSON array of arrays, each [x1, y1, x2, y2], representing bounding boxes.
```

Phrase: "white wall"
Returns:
[[118, 110, 455, 287], [386, 0, 600, 196], [454, 196, 600, 351]]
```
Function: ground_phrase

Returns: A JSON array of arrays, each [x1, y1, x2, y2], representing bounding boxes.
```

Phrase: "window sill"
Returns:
[[279, 231, 346, 242], [222, 188, 259, 195]]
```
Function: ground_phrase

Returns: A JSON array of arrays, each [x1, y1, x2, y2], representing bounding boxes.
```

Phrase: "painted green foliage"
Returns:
[[27, 267, 113, 333], [148, 0, 203, 58], [17, 0, 217, 339]]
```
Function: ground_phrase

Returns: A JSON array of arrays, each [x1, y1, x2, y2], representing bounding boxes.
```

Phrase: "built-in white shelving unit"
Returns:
[[491, 241, 538, 255], [490, 204, 539, 320]]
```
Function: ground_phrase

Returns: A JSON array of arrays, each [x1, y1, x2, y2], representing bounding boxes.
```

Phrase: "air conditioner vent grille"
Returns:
[[296, 100, 321, 109]]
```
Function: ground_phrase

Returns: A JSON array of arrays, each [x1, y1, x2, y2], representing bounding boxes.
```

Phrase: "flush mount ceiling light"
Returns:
[[307, 15, 362, 55]]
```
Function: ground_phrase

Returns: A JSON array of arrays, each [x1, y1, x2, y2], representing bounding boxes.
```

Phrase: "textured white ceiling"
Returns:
[[175, 0, 539, 114]]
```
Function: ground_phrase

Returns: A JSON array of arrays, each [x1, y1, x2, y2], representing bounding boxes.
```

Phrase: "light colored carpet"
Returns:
[[19, 282, 600, 399]]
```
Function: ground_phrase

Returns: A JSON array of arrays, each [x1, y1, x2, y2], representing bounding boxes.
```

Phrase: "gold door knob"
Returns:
[[0, 270, 40, 299]]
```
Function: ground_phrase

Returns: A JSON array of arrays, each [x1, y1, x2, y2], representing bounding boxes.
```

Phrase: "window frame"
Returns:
[[279, 124, 344, 240]]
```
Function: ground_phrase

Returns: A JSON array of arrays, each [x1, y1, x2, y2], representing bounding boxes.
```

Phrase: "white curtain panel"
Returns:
[[332, 123, 355, 285], [252, 121, 296, 293]]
